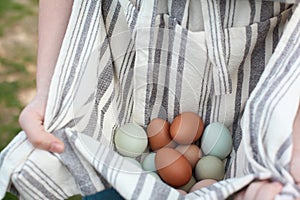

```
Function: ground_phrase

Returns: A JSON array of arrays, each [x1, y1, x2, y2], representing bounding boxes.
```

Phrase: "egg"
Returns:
[[176, 144, 202, 168], [177, 189, 187, 195], [189, 179, 217, 192], [170, 112, 204, 144], [142, 153, 156, 172], [194, 156, 225, 181], [177, 176, 196, 192], [201, 122, 233, 159], [147, 118, 176, 151], [155, 147, 192, 187], [114, 123, 148, 157]]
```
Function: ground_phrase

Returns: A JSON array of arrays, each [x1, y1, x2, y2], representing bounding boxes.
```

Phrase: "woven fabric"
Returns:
[[0, 0, 300, 199]]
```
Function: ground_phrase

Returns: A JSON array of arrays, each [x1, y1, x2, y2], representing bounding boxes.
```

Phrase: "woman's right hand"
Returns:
[[19, 96, 64, 153]]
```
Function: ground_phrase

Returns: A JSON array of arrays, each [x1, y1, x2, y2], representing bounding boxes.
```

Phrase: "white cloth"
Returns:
[[1, 0, 300, 199]]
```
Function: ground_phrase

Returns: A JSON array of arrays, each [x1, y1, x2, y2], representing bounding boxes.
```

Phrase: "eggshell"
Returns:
[[189, 179, 217, 192], [201, 122, 233, 159], [177, 189, 187, 195], [155, 147, 192, 187], [194, 156, 225, 181], [177, 176, 196, 192], [170, 112, 204, 144], [176, 144, 202, 168], [142, 153, 156, 172], [147, 118, 176, 151], [114, 123, 148, 157]]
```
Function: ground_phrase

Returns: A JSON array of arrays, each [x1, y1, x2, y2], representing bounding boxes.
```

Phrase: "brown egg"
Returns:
[[155, 147, 192, 187], [176, 144, 202, 168], [170, 112, 204, 144], [189, 179, 217, 192], [147, 118, 176, 151]]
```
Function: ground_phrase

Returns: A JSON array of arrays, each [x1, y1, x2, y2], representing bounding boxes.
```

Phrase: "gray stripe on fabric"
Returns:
[[54, 0, 98, 120], [170, 0, 187, 24], [159, 17, 176, 120], [148, 14, 165, 119], [198, 55, 210, 118], [26, 160, 68, 198], [14, 178, 43, 200], [273, 14, 282, 52], [100, 2, 122, 60], [21, 170, 60, 200], [249, 20, 300, 166], [98, 147, 115, 184], [276, 136, 292, 161], [149, 180, 172, 200], [219, 0, 226, 27], [131, 173, 147, 199], [232, 26, 252, 151], [53, 0, 86, 108], [173, 28, 188, 118], [249, 19, 270, 95], [206, 184, 225, 199], [260, 1, 274, 22], [97, 92, 115, 141], [207, 0, 230, 93], [55, 130, 97, 195], [145, 0, 159, 125]]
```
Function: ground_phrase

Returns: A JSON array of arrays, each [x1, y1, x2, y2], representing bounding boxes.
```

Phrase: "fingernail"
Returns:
[[50, 142, 64, 153]]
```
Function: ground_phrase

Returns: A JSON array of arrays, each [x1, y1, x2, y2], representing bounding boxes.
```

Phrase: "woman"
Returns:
[[2, 0, 300, 199]]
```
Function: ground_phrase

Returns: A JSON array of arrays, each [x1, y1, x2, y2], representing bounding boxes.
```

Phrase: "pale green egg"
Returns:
[[195, 156, 224, 181], [114, 123, 148, 158], [201, 122, 233, 160], [178, 176, 196, 192], [142, 153, 156, 172]]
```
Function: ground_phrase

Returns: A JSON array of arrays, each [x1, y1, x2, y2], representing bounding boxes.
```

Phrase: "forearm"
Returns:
[[36, 0, 73, 101]]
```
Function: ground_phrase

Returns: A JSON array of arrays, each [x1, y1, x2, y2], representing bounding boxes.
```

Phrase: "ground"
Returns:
[[0, 0, 38, 150]]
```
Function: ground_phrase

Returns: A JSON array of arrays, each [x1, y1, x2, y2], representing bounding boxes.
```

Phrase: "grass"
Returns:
[[0, 0, 38, 151]]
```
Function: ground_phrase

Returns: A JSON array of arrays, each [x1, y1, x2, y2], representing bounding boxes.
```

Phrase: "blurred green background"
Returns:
[[0, 0, 38, 151]]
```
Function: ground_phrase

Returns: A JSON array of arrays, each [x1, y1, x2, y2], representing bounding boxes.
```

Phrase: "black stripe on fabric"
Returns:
[[148, 14, 165, 119], [159, 17, 176, 120], [249, 19, 300, 167], [207, 0, 229, 93], [173, 28, 188, 118], [102, 0, 113, 21], [26, 160, 68, 198], [21, 170, 60, 200], [145, 0, 159, 125], [249, 19, 270, 95], [226, 0, 232, 29], [260, 1, 274, 22], [273, 14, 282, 52], [249, 0, 256, 24], [232, 26, 252, 151], [219, 0, 226, 27], [97, 92, 115, 141], [170, 0, 187, 25], [55, 130, 97, 195]]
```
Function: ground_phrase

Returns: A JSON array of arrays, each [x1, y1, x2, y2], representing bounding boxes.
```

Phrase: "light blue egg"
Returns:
[[142, 153, 156, 172], [201, 122, 233, 160], [195, 156, 224, 181]]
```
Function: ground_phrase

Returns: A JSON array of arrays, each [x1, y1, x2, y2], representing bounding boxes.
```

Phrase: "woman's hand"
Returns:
[[19, 96, 64, 153], [290, 103, 300, 187], [234, 181, 283, 200]]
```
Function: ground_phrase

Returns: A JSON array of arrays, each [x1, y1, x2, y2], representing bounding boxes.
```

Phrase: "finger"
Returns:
[[255, 182, 282, 200], [19, 109, 64, 153], [234, 190, 246, 200], [291, 103, 300, 183], [244, 181, 267, 200]]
